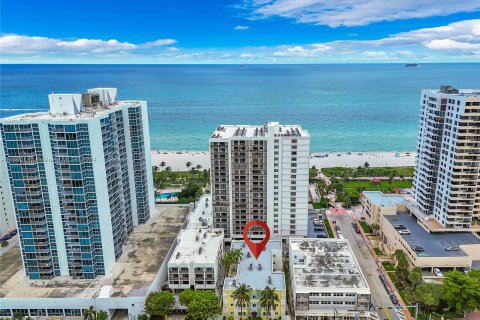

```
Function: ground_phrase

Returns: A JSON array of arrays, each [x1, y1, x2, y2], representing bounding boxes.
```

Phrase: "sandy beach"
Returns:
[[151, 150, 416, 171]]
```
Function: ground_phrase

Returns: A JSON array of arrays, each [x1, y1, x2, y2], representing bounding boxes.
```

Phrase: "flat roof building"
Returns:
[[210, 122, 310, 241], [0, 88, 155, 280], [0, 206, 189, 319], [223, 240, 286, 320], [289, 238, 371, 320], [168, 196, 224, 290]]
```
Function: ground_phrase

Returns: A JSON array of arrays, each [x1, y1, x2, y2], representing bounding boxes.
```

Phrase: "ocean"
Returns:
[[1, 64, 479, 152]]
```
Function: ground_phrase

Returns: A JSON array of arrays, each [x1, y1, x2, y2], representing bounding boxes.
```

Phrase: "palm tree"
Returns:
[[186, 161, 192, 171], [229, 248, 243, 274], [259, 286, 279, 320], [232, 283, 251, 320], [159, 161, 167, 170], [221, 254, 234, 277], [196, 164, 202, 171], [83, 306, 96, 320], [96, 311, 109, 320], [165, 166, 172, 172]]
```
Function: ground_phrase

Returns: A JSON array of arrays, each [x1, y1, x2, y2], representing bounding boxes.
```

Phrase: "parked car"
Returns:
[[398, 229, 411, 235], [433, 268, 443, 277], [445, 246, 459, 251], [412, 245, 424, 253], [335, 225, 340, 231], [354, 227, 361, 234], [393, 224, 406, 230], [337, 230, 342, 235], [389, 294, 398, 305], [351, 222, 357, 228]]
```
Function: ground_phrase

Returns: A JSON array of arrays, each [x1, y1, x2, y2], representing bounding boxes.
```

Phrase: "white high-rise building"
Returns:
[[0, 88, 155, 279], [209, 122, 310, 241], [413, 86, 480, 229]]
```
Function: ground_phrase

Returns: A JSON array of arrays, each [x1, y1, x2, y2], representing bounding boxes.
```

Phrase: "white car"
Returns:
[[433, 268, 443, 277], [398, 229, 411, 235]]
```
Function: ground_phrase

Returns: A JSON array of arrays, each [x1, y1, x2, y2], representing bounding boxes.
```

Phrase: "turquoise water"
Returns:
[[156, 192, 178, 199], [1, 64, 479, 152]]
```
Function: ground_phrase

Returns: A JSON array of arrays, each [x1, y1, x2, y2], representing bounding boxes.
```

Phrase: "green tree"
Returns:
[[408, 267, 423, 290], [370, 224, 380, 235], [187, 290, 221, 320], [221, 248, 243, 276], [1, 240, 8, 248], [137, 313, 149, 320], [412, 283, 443, 314], [11, 312, 25, 320], [364, 161, 370, 168], [259, 286, 280, 320], [394, 250, 410, 286], [232, 283, 251, 320], [145, 291, 175, 318], [179, 288, 197, 307], [83, 306, 96, 320], [96, 311, 109, 320], [186, 161, 192, 171], [220, 254, 234, 277], [159, 161, 167, 170], [309, 166, 317, 182], [165, 166, 172, 172], [442, 270, 480, 314]]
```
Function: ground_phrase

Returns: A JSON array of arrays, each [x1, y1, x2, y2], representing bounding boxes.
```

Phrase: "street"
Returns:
[[331, 213, 404, 320]]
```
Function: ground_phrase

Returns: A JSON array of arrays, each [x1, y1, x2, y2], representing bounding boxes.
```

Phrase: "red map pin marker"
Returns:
[[242, 220, 270, 259]]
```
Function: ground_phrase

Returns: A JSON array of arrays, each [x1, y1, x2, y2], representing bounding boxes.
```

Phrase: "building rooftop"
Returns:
[[211, 122, 309, 139], [424, 86, 480, 97], [289, 238, 370, 293], [363, 191, 409, 208], [1, 88, 144, 122], [384, 213, 480, 258], [169, 195, 224, 265], [0, 205, 188, 299], [224, 240, 285, 291]]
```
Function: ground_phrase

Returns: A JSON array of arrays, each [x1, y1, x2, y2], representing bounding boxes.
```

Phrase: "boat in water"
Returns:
[[405, 62, 419, 67]]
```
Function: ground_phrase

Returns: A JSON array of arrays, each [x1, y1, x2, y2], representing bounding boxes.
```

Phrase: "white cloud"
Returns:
[[234, 25, 250, 30], [239, 53, 254, 58], [273, 44, 331, 56], [362, 51, 389, 59], [424, 39, 480, 50], [0, 34, 177, 54], [243, 0, 480, 27]]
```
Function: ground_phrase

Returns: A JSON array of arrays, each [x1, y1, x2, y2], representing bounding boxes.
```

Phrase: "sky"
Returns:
[[1, 0, 480, 63]]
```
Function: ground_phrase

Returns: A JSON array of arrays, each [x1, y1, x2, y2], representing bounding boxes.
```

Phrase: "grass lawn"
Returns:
[[344, 180, 413, 196], [359, 221, 371, 233], [382, 262, 395, 272], [312, 198, 329, 209], [322, 166, 414, 178], [323, 219, 334, 238], [374, 248, 384, 256]]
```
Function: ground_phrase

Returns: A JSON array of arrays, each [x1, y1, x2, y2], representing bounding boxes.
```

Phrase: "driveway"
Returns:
[[331, 213, 404, 320]]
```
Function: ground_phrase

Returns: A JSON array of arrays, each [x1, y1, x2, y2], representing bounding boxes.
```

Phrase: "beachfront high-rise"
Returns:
[[413, 86, 480, 229], [0, 88, 155, 279], [209, 122, 310, 241]]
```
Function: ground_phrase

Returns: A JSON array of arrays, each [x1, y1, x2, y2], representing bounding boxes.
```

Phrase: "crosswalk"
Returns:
[[370, 311, 380, 320], [394, 307, 407, 320]]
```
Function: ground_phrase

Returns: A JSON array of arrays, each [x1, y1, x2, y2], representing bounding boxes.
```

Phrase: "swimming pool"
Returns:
[[156, 192, 178, 199]]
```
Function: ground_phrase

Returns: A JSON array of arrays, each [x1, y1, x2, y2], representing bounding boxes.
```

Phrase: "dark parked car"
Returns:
[[354, 227, 361, 234], [351, 222, 357, 227], [389, 294, 398, 304], [393, 224, 406, 229], [412, 245, 424, 253]]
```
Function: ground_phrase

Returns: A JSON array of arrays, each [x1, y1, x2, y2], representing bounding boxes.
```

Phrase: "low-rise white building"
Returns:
[[289, 238, 371, 320], [168, 195, 224, 290]]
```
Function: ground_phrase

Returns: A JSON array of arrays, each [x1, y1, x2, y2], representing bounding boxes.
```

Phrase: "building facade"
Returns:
[[0, 88, 155, 279], [167, 195, 224, 291], [289, 239, 371, 320], [413, 86, 480, 229], [210, 122, 310, 241]]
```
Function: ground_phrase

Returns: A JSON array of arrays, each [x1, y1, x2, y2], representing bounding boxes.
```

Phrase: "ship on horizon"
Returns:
[[405, 62, 420, 67]]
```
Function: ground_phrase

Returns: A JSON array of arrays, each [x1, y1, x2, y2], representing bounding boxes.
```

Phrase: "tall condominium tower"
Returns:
[[413, 86, 480, 229], [209, 122, 310, 241], [0, 88, 155, 279]]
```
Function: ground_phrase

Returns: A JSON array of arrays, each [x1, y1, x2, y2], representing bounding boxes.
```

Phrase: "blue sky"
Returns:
[[1, 0, 479, 63]]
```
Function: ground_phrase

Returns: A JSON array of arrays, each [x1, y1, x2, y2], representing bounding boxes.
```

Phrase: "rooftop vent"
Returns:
[[199, 247, 203, 255], [440, 85, 459, 94], [176, 252, 181, 258]]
